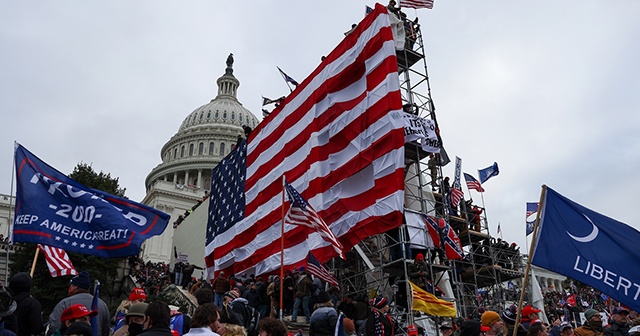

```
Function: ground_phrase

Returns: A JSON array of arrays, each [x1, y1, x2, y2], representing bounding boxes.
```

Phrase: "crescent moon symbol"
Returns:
[[566, 214, 599, 243]]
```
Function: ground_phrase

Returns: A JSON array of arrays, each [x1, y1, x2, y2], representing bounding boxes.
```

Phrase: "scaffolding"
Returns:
[[334, 8, 525, 328]]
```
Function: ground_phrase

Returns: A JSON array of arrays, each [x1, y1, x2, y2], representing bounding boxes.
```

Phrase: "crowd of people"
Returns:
[[453, 303, 640, 336], [173, 192, 209, 229], [1, 260, 639, 336]]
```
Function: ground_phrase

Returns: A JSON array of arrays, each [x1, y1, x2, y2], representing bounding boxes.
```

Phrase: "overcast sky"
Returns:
[[2, 1, 639, 250]]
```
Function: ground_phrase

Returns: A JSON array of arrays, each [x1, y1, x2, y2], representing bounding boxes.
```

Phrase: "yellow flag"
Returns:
[[409, 281, 457, 317]]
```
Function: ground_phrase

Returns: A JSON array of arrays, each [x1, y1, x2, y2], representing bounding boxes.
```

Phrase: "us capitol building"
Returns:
[[140, 56, 259, 264]]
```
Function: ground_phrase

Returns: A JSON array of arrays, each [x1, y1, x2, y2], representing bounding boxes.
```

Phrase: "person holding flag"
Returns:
[[47, 271, 110, 336]]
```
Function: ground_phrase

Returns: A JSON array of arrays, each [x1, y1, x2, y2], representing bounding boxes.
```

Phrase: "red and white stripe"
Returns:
[[38, 244, 77, 277], [308, 263, 340, 290], [400, 0, 434, 9], [450, 188, 464, 207], [285, 204, 345, 259], [208, 4, 405, 276]]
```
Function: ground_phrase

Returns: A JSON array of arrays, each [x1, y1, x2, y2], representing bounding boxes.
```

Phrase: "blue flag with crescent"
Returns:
[[478, 162, 499, 184], [12, 144, 170, 258], [531, 187, 640, 312]]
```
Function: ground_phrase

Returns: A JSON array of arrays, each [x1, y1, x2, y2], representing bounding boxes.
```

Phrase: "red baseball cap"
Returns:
[[522, 305, 541, 316], [129, 287, 146, 302], [61, 304, 98, 322]]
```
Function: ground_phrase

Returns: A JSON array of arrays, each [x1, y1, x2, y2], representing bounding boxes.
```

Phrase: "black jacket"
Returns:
[[138, 326, 174, 336], [9, 273, 42, 336], [604, 322, 629, 336]]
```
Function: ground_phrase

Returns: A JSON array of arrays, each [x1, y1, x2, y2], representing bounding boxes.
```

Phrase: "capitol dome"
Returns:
[[144, 54, 259, 195]]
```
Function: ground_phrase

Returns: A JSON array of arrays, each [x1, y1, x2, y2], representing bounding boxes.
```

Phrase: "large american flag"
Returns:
[[38, 244, 77, 277], [206, 3, 405, 277], [204, 140, 246, 279], [285, 182, 345, 258], [307, 252, 339, 289], [463, 173, 485, 192], [399, 0, 434, 10]]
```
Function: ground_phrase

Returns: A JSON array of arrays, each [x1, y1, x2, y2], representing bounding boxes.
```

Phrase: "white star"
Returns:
[[55, 236, 61, 241], [64, 239, 69, 244], [72, 241, 78, 246], [80, 243, 86, 248], [88, 245, 94, 249]]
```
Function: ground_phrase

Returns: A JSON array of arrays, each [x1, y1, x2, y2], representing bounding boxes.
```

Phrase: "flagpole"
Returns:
[[479, 191, 488, 232], [279, 176, 285, 320], [512, 185, 547, 336], [7, 142, 17, 284], [277, 67, 293, 93], [29, 247, 40, 278]]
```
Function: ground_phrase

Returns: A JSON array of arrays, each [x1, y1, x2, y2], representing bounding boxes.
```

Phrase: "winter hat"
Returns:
[[225, 288, 240, 299], [502, 310, 517, 325], [481, 310, 501, 327], [129, 287, 147, 302], [371, 296, 388, 309], [299, 266, 306, 273], [416, 253, 424, 261], [70, 271, 91, 290], [8, 272, 31, 293], [318, 291, 331, 304], [584, 309, 599, 320], [460, 320, 489, 336], [61, 304, 98, 322], [0, 287, 17, 317], [343, 318, 356, 334]]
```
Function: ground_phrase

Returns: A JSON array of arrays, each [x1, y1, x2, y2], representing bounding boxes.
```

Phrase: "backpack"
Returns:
[[232, 301, 260, 336], [244, 304, 261, 336]]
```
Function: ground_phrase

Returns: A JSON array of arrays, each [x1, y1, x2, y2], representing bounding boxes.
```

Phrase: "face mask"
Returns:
[[128, 323, 144, 336], [588, 320, 603, 330]]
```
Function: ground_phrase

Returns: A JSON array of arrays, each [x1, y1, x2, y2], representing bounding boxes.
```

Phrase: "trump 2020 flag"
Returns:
[[13, 144, 170, 258], [531, 186, 640, 312], [526, 202, 539, 236], [478, 162, 499, 184]]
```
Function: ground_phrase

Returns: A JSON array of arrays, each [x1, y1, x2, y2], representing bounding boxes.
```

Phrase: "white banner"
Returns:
[[405, 210, 434, 249], [403, 113, 441, 153]]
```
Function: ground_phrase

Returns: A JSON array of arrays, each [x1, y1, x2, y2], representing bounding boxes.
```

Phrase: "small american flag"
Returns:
[[307, 252, 339, 289], [450, 188, 464, 208], [285, 182, 345, 258], [38, 244, 77, 277], [463, 173, 485, 192], [277, 66, 299, 86], [399, 0, 434, 9]]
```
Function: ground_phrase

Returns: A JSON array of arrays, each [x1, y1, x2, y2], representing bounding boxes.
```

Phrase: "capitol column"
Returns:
[[197, 169, 203, 189]]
